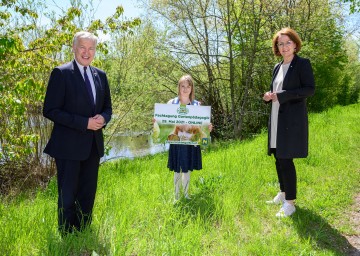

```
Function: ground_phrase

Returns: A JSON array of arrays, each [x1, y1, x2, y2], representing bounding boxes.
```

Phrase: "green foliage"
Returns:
[[296, 5, 355, 112], [102, 21, 172, 135], [0, 104, 359, 254], [0, 37, 18, 59]]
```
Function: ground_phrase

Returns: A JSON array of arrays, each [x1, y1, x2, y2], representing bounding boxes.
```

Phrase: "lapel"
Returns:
[[271, 55, 298, 91], [271, 63, 281, 92], [282, 55, 298, 90], [89, 66, 101, 110]]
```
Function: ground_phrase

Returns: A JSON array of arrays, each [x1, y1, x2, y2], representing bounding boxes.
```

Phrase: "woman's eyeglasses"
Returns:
[[277, 41, 293, 48]]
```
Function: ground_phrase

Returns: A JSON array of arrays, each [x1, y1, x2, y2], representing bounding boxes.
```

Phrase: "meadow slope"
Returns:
[[0, 103, 359, 255]]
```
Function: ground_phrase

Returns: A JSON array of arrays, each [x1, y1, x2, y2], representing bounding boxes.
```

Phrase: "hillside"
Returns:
[[0, 104, 359, 255]]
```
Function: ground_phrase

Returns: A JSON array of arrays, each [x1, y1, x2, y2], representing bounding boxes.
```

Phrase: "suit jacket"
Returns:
[[267, 55, 315, 158], [43, 60, 112, 160]]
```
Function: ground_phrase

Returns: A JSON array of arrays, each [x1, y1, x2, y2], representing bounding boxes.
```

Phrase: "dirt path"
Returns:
[[345, 193, 360, 256]]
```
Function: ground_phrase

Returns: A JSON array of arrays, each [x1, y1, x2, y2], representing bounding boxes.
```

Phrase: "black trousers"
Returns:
[[55, 140, 100, 234], [273, 151, 297, 200]]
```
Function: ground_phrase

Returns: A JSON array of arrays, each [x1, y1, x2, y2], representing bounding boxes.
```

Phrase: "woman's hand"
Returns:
[[263, 92, 278, 102], [263, 91, 272, 102], [271, 93, 278, 102]]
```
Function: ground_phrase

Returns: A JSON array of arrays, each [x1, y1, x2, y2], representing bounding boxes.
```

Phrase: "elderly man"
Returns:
[[43, 31, 112, 234]]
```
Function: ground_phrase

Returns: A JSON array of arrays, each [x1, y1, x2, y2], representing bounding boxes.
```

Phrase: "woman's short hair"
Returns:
[[73, 31, 98, 47], [178, 74, 195, 102], [272, 28, 302, 56]]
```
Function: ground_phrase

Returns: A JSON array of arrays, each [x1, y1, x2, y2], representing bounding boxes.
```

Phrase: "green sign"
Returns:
[[153, 103, 211, 145]]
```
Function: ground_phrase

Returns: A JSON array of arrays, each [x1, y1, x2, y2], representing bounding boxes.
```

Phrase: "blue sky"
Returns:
[[43, 0, 143, 21], [91, 0, 143, 20]]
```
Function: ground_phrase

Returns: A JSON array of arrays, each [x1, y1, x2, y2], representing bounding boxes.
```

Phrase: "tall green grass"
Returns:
[[1, 104, 359, 255]]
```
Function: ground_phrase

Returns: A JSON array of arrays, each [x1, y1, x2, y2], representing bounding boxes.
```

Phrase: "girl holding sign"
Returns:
[[167, 74, 212, 201]]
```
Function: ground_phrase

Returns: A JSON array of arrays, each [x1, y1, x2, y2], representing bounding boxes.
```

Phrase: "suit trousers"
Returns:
[[55, 138, 100, 233], [274, 154, 297, 201]]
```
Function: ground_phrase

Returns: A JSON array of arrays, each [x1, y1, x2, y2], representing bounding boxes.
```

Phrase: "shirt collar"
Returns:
[[74, 59, 89, 75]]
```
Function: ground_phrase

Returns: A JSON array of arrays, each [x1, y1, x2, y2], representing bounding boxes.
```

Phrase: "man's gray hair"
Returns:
[[73, 31, 98, 46]]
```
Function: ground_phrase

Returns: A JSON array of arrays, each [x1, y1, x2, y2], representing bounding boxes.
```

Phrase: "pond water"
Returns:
[[101, 133, 168, 162], [0, 131, 167, 164]]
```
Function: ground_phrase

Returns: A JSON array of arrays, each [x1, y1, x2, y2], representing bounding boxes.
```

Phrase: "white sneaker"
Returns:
[[266, 192, 285, 205], [276, 201, 296, 217]]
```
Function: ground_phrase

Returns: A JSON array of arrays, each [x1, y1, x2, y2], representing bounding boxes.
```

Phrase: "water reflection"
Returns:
[[101, 133, 168, 162]]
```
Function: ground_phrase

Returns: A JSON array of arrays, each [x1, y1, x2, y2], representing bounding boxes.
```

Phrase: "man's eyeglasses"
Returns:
[[277, 41, 293, 48]]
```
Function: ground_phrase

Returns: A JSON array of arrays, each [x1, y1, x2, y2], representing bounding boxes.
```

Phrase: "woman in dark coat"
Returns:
[[263, 28, 315, 217]]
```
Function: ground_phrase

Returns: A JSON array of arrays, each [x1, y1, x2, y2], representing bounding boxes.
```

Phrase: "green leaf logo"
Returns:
[[177, 105, 189, 115]]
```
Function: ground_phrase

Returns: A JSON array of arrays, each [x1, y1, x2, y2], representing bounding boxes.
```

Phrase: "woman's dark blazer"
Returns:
[[267, 54, 315, 159], [43, 60, 112, 160]]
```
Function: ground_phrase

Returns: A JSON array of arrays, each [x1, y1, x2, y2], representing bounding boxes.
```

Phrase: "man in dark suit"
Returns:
[[43, 31, 112, 234]]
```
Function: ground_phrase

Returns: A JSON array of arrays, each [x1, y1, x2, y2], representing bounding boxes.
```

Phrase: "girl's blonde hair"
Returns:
[[178, 74, 195, 102]]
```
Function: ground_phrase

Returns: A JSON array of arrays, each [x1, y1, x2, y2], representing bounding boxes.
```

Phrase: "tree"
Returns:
[[144, 0, 239, 138], [143, 0, 359, 140], [342, 0, 360, 13], [102, 21, 169, 137]]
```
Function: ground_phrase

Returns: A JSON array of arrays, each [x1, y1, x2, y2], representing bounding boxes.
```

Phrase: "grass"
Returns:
[[0, 103, 359, 255]]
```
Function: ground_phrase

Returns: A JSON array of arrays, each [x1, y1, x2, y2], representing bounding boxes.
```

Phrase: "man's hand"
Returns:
[[87, 114, 106, 130]]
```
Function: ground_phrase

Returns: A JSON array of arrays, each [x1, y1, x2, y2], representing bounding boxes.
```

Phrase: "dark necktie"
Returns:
[[84, 66, 95, 104]]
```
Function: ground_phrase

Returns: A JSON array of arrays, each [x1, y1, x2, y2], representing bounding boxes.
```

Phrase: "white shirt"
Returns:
[[75, 60, 97, 103], [270, 63, 290, 148]]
